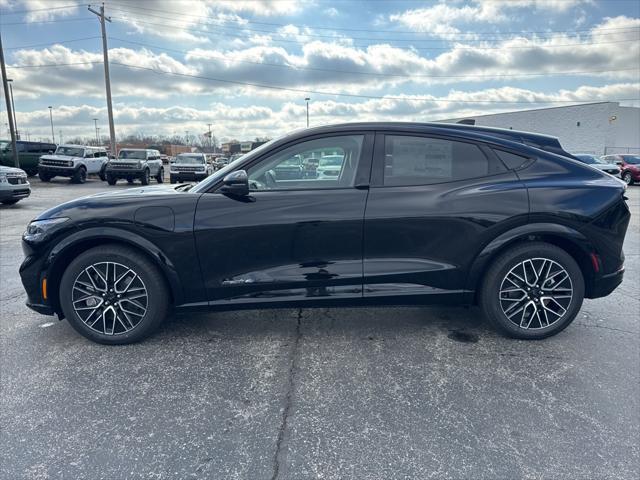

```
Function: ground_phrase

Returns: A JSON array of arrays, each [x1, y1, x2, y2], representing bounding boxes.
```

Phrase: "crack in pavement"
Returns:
[[271, 309, 302, 480]]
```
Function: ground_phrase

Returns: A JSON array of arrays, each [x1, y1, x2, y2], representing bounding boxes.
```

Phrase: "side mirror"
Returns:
[[220, 170, 249, 196]]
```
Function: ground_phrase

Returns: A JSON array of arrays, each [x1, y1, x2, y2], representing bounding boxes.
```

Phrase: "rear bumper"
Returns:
[[588, 265, 624, 299]]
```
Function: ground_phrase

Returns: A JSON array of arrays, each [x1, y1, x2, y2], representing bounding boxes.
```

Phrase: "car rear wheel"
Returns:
[[156, 167, 164, 183], [480, 242, 584, 340], [59, 245, 169, 344], [140, 169, 150, 185], [622, 172, 634, 185], [71, 166, 87, 184]]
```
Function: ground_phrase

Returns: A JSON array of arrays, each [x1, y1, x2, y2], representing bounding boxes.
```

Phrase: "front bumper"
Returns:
[[38, 165, 77, 176], [106, 168, 146, 177], [19, 250, 54, 315], [0, 184, 31, 200], [170, 171, 208, 180]]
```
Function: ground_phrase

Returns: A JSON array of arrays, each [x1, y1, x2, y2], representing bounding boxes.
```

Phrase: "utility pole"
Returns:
[[93, 118, 99, 145], [0, 32, 19, 167], [305, 97, 310, 128], [48, 106, 55, 143], [88, 4, 116, 156], [207, 123, 212, 150], [8, 79, 18, 139]]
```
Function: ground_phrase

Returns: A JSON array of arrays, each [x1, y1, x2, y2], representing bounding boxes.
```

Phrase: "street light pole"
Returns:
[[207, 123, 212, 150], [0, 32, 19, 167], [93, 118, 99, 145], [48, 106, 55, 143], [305, 97, 310, 128]]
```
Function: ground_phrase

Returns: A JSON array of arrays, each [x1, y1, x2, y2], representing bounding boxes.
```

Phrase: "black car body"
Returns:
[[20, 123, 629, 344]]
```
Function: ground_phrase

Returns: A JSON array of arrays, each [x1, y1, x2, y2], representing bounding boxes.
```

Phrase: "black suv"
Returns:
[[20, 123, 629, 344]]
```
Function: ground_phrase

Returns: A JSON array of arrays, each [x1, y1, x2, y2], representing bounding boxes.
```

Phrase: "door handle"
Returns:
[[354, 183, 369, 190]]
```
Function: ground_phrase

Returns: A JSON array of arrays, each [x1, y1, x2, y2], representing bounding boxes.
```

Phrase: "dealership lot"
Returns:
[[1, 178, 638, 479]]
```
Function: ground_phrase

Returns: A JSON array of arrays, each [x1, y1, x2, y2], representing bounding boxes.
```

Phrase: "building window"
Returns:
[[577, 121, 581, 127]]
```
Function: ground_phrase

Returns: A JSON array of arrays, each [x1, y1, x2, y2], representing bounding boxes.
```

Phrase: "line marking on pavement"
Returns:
[[39, 322, 56, 328]]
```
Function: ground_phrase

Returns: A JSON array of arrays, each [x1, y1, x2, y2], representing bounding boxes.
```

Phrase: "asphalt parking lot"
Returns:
[[1, 176, 638, 480]]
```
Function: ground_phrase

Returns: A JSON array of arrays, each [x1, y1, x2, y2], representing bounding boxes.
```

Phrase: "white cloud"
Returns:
[[13, 83, 639, 142]]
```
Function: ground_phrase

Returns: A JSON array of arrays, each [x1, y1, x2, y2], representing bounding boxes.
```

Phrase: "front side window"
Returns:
[[247, 135, 364, 191], [382, 135, 505, 186]]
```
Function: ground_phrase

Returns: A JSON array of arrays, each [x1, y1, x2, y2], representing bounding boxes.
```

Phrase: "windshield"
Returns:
[[55, 146, 84, 157], [118, 150, 146, 160], [319, 155, 344, 167], [575, 154, 603, 165], [622, 155, 640, 164], [191, 137, 280, 193], [176, 154, 205, 164]]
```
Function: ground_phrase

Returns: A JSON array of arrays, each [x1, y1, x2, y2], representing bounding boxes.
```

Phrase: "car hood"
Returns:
[[35, 184, 194, 220], [0, 165, 27, 175], [40, 154, 80, 161], [171, 162, 206, 167]]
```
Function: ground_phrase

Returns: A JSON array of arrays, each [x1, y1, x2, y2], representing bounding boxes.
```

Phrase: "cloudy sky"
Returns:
[[1, 0, 639, 143]]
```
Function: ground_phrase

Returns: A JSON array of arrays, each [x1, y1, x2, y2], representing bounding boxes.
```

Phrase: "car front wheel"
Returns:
[[140, 169, 150, 185], [480, 242, 584, 339], [39, 172, 52, 182], [59, 245, 169, 344], [71, 166, 87, 184], [106, 173, 117, 185]]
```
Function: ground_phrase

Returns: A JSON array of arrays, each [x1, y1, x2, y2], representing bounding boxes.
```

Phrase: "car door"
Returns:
[[363, 132, 528, 302], [194, 133, 373, 306]]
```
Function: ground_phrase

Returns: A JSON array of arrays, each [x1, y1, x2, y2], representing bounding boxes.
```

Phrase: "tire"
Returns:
[[107, 173, 117, 185], [71, 166, 87, 184], [127, 179, 135, 184], [26, 169, 37, 177], [1, 199, 20, 205], [140, 169, 150, 185], [38, 171, 52, 182], [480, 242, 584, 340], [156, 167, 164, 184], [170, 176, 177, 184], [59, 244, 169, 345], [99, 167, 106, 181], [622, 172, 634, 185]]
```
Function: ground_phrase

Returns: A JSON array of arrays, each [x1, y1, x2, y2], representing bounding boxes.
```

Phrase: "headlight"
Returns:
[[137, 160, 142, 168], [0, 173, 7, 183], [67, 161, 73, 166], [24, 217, 69, 241]]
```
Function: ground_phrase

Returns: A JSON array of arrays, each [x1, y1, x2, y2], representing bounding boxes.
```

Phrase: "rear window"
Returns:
[[383, 135, 506, 186]]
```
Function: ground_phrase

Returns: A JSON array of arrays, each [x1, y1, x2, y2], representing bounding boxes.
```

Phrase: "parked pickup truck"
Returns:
[[105, 149, 164, 185], [39, 145, 109, 184], [170, 153, 212, 183]]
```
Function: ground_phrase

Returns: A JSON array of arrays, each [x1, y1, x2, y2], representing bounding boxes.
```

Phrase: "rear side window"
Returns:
[[494, 149, 529, 170], [383, 135, 505, 186]]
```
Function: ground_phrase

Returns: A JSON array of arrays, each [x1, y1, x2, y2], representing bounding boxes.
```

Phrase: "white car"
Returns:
[[573, 154, 621, 177], [0, 165, 30, 205], [170, 153, 212, 183], [38, 145, 109, 184], [316, 154, 344, 180]]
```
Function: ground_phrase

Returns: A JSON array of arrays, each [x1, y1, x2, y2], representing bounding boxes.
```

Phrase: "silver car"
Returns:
[[0, 165, 30, 205], [573, 154, 621, 176]]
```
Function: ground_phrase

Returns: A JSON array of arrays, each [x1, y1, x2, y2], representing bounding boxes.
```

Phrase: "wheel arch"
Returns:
[[45, 228, 182, 315], [467, 223, 596, 302]]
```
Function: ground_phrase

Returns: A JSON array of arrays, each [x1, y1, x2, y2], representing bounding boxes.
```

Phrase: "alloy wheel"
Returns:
[[498, 257, 573, 330], [71, 261, 148, 335]]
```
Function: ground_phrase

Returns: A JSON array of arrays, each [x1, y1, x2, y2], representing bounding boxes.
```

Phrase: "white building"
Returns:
[[441, 102, 639, 155]]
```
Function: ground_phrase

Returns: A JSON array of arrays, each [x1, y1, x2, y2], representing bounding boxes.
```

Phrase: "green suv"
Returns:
[[0, 140, 57, 176]]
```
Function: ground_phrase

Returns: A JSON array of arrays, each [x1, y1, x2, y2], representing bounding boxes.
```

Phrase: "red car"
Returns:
[[602, 154, 640, 185]]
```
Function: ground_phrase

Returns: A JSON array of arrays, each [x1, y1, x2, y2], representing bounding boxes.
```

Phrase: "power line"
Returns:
[[0, 3, 82, 15], [5, 36, 101, 50], [107, 37, 640, 79], [6, 61, 102, 69], [107, 60, 640, 104], [0, 16, 92, 26], [107, 7, 640, 44], [104, 1, 640, 37]]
